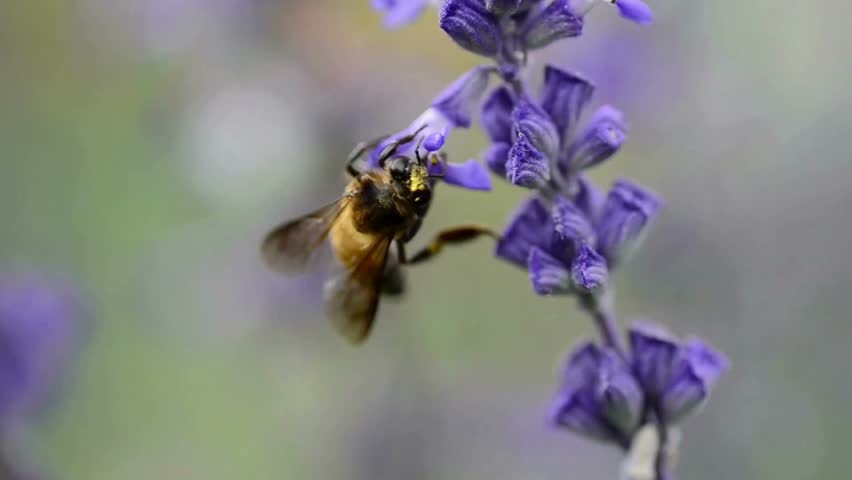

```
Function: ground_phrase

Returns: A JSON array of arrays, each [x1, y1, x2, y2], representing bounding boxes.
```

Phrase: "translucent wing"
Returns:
[[261, 197, 352, 273], [323, 235, 393, 344]]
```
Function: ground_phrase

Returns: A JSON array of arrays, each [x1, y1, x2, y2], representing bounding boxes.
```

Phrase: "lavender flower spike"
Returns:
[[361, 3, 727, 478]]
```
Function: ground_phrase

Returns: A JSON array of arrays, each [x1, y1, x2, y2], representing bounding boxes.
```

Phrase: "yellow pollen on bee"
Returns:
[[408, 165, 428, 192]]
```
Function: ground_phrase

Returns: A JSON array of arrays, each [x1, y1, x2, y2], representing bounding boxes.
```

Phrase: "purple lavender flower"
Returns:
[[596, 178, 662, 267], [0, 275, 83, 422], [549, 341, 642, 445], [440, 0, 504, 56], [550, 324, 727, 451], [482, 66, 621, 188], [490, 65, 660, 295], [521, 0, 584, 50], [362, 4, 726, 478], [629, 322, 728, 423], [369, 66, 495, 191], [440, 0, 582, 60]]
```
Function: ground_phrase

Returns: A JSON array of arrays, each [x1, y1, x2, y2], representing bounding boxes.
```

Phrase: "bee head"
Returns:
[[388, 155, 431, 207]]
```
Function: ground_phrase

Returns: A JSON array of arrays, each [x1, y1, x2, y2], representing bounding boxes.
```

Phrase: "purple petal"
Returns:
[[628, 322, 680, 397], [441, 159, 493, 191], [484, 142, 511, 178], [683, 337, 730, 385], [507, 133, 550, 188], [540, 65, 595, 141], [660, 337, 728, 422], [440, 0, 503, 57], [549, 342, 611, 439], [660, 359, 708, 423], [513, 97, 560, 160], [590, 104, 627, 130], [573, 175, 605, 224], [432, 65, 494, 128], [371, 0, 431, 29], [521, 0, 584, 50], [495, 195, 552, 268], [596, 179, 662, 267], [596, 349, 643, 434], [562, 341, 604, 383], [560, 104, 626, 175], [548, 389, 610, 439], [0, 275, 84, 418], [570, 243, 608, 292], [527, 247, 572, 295], [627, 329, 729, 423], [423, 131, 446, 152], [616, 0, 654, 25], [551, 196, 595, 262], [481, 87, 515, 143]]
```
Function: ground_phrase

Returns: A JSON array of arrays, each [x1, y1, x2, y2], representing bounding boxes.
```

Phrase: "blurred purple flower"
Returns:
[[521, 0, 584, 50], [0, 275, 84, 423], [485, 65, 624, 189], [629, 322, 728, 423], [440, 0, 505, 56], [596, 179, 662, 267], [497, 178, 658, 295], [550, 323, 726, 449], [549, 342, 641, 445], [490, 65, 663, 295]]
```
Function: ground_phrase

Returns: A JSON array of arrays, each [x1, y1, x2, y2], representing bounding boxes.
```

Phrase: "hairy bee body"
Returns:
[[262, 133, 494, 344], [330, 170, 430, 269]]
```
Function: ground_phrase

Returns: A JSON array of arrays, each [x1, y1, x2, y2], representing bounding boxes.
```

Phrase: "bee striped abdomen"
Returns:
[[329, 205, 382, 269]]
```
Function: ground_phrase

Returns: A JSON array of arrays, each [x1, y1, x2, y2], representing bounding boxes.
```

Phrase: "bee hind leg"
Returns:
[[401, 226, 499, 266]]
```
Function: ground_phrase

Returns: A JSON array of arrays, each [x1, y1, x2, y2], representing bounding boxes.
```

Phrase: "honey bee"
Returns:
[[262, 126, 497, 344]]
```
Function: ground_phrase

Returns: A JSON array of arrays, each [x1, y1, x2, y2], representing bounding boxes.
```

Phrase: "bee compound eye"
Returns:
[[389, 157, 408, 180]]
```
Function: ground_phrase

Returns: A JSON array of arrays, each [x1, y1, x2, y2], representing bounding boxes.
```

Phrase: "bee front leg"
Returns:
[[346, 135, 389, 177], [377, 124, 429, 168], [401, 226, 499, 266]]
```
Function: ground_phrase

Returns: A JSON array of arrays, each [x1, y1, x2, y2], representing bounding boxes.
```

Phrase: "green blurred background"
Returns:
[[3, 1, 852, 478]]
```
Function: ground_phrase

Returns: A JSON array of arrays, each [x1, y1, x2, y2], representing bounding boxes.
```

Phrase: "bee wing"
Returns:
[[262, 197, 352, 273], [323, 235, 393, 344]]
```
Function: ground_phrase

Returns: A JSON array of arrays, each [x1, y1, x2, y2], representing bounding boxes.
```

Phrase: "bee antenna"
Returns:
[[414, 135, 425, 164]]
